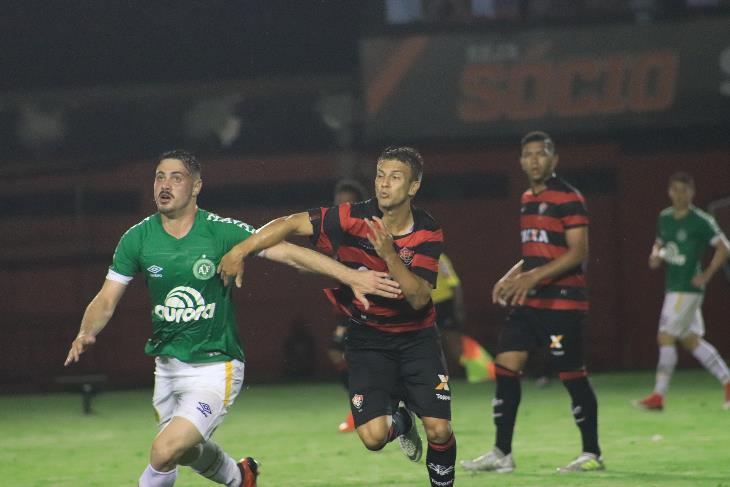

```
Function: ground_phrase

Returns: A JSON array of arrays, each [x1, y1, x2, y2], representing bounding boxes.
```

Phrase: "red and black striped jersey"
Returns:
[[308, 198, 443, 333], [520, 176, 589, 311]]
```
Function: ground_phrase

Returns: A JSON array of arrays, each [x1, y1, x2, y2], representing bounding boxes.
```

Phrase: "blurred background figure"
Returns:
[[330, 178, 369, 432], [432, 253, 496, 383], [634, 172, 730, 411]]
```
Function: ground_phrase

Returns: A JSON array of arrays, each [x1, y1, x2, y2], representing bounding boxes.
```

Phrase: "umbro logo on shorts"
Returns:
[[196, 402, 212, 417]]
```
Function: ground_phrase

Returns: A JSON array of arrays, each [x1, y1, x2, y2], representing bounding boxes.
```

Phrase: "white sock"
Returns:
[[190, 440, 241, 487], [693, 339, 730, 385], [654, 346, 677, 396], [139, 465, 177, 487]]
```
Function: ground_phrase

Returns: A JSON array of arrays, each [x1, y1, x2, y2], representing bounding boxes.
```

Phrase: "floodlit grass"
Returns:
[[1, 370, 729, 486]]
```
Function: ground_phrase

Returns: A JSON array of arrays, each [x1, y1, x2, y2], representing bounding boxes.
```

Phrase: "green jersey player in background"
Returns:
[[634, 172, 730, 411], [64, 150, 401, 487]]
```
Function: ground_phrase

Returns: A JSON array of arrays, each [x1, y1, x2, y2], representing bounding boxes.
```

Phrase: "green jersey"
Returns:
[[656, 206, 727, 293], [108, 209, 255, 363]]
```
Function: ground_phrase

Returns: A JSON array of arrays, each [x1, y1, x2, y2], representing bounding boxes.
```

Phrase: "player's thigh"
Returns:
[[659, 292, 703, 338], [156, 357, 245, 440], [497, 307, 540, 359], [152, 357, 178, 427], [399, 328, 452, 421], [346, 346, 399, 427], [538, 310, 586, 372]]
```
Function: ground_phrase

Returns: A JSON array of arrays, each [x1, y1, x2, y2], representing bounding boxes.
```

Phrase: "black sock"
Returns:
[[427, 433, 456, 487], [339, 369, 349, 391], [387, 407, 413, 442], [494, 365, 521, 455], [560, 371, 600, 456]]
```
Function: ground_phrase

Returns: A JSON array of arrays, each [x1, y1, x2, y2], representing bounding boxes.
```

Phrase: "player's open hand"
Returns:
[[349, 268, 402, 310], [64, 334, 96, 366], [218, 247, 246, 288], [365, 217, 396, 259], [499, 270, 540, 306], [492, 278, 511, 307]]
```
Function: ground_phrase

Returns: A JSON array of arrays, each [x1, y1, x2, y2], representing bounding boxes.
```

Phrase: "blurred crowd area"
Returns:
[[384, 0, 730, 24]]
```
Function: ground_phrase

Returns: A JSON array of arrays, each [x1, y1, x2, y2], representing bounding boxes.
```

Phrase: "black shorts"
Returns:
[[497, 306, 586, 372], [434, 300, 458, 330], [345, 321, 451, 427]]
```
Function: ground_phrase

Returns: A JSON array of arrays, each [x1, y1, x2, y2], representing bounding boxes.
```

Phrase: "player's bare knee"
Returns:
[[356, 423, 388, 451], [358, 432, 387, 451], [422, 419, 452, 444], [679, 334, 699, 351], [150, 437, 186, 470]]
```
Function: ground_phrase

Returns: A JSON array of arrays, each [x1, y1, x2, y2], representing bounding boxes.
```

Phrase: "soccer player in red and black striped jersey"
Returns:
[[219, 147, 457, 487], [461, 131, 604, 474]]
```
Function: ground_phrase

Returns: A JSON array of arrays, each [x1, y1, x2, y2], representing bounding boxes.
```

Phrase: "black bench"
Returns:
[[55, 374, 108, 414]]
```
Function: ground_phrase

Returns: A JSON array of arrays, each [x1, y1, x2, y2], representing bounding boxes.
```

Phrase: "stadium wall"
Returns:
[[1, 145, 729, 391]]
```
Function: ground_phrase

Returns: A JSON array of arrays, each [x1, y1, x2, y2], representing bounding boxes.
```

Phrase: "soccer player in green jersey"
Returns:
[[634, 172, 730, 411], [64, 150, 401, 487]]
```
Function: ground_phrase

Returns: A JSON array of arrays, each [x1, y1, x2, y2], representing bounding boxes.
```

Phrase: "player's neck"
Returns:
[[672, 205, 691, 219], [161, 205, 198, 238], [530, 181, 548, 194], [380, 202, 414, 236]]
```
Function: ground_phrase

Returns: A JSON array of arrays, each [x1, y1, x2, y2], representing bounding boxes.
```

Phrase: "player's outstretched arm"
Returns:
[[64, 279, 127, 366], [218, 212, 313, 287], [261, 242, 401, 309]]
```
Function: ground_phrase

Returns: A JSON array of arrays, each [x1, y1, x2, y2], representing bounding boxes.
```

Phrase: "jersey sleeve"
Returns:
[[108, 228, 142, 282], [410, 229, 444, 287], [701, 214, 729, 249], [559, 191, 589, 229], [308, 204, 346, 255], [219, 217, 256, 252]]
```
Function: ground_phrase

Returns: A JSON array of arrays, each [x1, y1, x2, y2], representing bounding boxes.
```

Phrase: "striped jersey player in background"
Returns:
[[461, 131, 604, 474], [219, 147, 458, 487], [634, 171, 730, 411]]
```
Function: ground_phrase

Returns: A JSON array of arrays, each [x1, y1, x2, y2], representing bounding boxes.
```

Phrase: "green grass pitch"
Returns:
[[2, 370, 729, 486]]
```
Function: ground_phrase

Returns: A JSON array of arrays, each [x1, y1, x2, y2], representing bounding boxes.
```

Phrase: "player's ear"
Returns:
[[192, 178, 203, 197], [551, 154, 559, 171], [408, 178, 421, 197]]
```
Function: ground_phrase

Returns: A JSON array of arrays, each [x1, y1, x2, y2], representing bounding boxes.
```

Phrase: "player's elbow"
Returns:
[[408, 291, 432, 310]]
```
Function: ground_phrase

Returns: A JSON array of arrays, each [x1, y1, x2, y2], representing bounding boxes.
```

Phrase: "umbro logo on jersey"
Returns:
[[147, 265, 163, 278]]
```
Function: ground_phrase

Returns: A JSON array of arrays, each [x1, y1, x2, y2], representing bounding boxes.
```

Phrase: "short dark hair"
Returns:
[[334, 179, 367, 201], [377, 146, 423, 182], [521, 131, 555, 155], [669, 171, 694, 188], [158, 149, 201, 177]]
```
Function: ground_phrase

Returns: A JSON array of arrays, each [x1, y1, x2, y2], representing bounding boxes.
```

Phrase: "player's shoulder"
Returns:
[[201, 209, 256, 234], [347, 198, 377, 219], [549, 176, 584, 198], [690, 206, 718, 227], [120, 213, 158, 239], [412, 205, 441, 232], [659, 206, 674, 218]]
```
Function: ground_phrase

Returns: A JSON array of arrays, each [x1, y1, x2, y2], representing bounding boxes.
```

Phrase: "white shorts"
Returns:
[[658, 292, 705, 338], [152, 356, 245, 440]]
